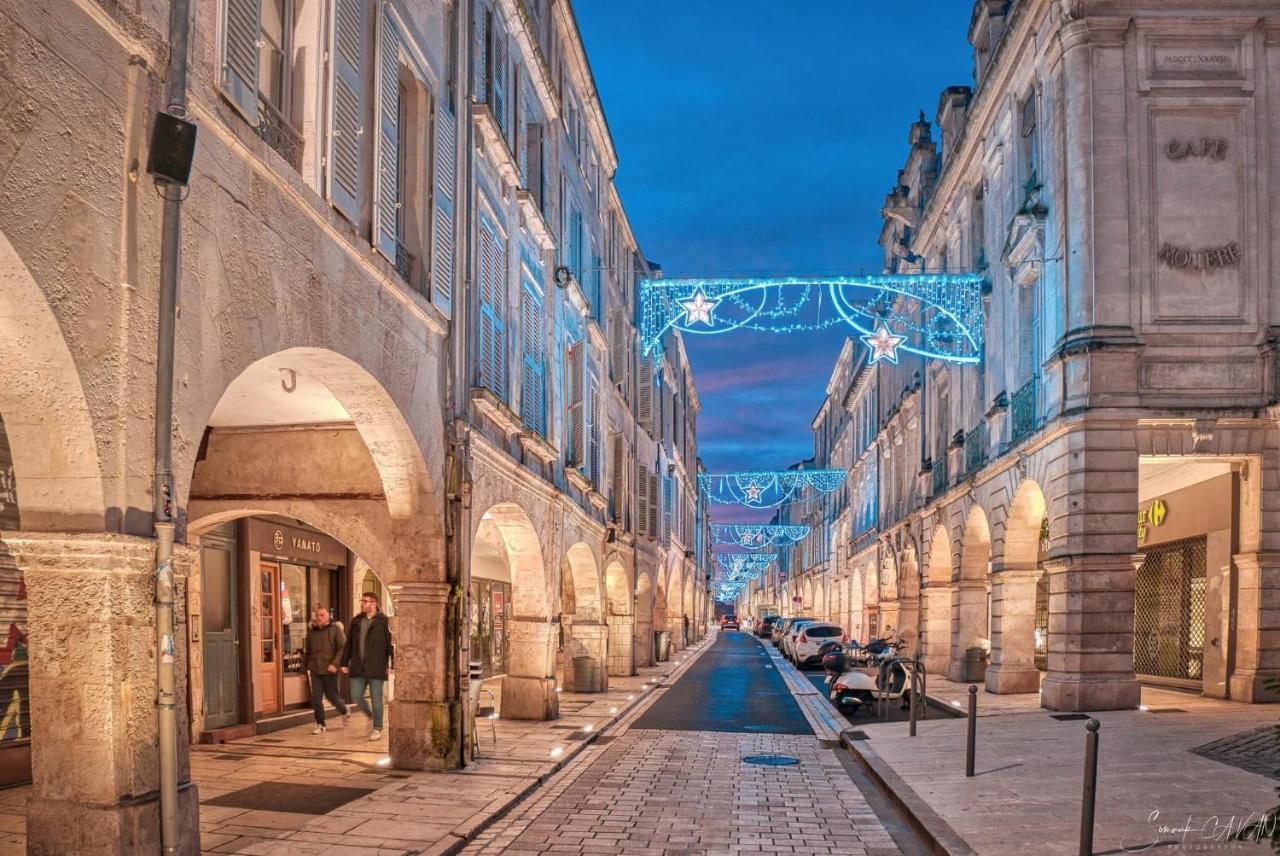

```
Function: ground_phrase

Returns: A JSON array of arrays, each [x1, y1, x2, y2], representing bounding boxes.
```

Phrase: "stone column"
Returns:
[[502, 617, 559, 720], [633, 618, 654, 667], [879, 601, 901, 640], [985, 565, 1043, 694], [607, 616, 635, 676], [563, 621, 608, 692], [384, 580, 460, 769], [897, 596, 920, 656], [920, 585, 951, 676], [1228, 552, 1280, 702], [1040, 554, 1142, 711], [3, 532, 201, 855], [948, 579, 988, 683]]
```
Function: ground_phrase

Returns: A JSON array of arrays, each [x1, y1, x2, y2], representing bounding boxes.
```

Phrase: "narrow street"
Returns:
[[465, 632, 910, 855]]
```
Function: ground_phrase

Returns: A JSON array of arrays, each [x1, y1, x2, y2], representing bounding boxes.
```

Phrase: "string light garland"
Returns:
[[640, 274, 985, 365], [712, 524, 811, 549], [700, 470, 846, 509], [715, 553, 777, 576]]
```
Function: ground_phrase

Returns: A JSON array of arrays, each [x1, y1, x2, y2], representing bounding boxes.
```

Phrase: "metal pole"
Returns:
[[965, 684, 977, 777], [1079, 718, 1100, 856], [154, 0, 191, 851], [908, 664, 918, 737]]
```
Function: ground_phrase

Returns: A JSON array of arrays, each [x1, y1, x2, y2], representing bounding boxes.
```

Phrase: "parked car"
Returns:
[[771, 617, 812, 648], [756, 615, 779, 638], [790, 622, 845, 668], [782, 619, 819, 661], [720, 614, 740, 630]]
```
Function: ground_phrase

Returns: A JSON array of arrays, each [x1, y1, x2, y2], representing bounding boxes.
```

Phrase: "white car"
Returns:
[[790, 622, 845, 668], [782, 619, 818, 661]]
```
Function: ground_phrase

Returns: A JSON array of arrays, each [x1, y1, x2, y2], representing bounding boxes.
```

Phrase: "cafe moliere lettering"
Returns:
[[1158, 242, 1240, 272]]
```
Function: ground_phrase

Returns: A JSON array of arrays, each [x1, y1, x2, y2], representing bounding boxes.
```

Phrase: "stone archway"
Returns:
[[560, 543, 606, 692], [666, 561, 685, 650], [950, 506, 992, 683], [682, 571, 695, 645], [635, 571, 655, 666], [987, 479, 1048, 693], [898, 544, 922, 655], [604, 559, 634, 676], [921, 526, 953, 676], [474, 504, 556, 720]]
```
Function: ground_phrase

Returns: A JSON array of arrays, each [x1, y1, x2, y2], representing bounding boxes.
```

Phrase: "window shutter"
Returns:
[[474, 3, 487, 104], [491, 19, 508, 137], [587, 369, 599, 486], [636, 464, 649, 537], [662, 475, 673, 546], [432, 103, 456, 315], [569, 343, 585, 468], [478, 218, 506, 397], [372, 4, 401, 261], [609, 312, 626, 388], [638, 357, 653, 433], [648, 470, 659, 538], [610, 433, 624, 521], [221, 0, 261, 122], [520, 286, 546, 435], [327, 0, 364, 222]]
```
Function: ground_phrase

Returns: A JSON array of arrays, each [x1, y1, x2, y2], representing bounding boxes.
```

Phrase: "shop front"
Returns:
[[0, 413, 29, 787], [198, 516, 352, 738]]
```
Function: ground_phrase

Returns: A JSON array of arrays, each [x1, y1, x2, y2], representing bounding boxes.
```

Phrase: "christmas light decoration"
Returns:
[[700, 470, 846, 509], [712, 524, 810, 549], [715, 553, 777, 576], [640, 274, 985, 365]]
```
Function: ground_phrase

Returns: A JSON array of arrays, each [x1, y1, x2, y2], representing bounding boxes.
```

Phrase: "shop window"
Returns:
[[1134, 536, 1207, 682]]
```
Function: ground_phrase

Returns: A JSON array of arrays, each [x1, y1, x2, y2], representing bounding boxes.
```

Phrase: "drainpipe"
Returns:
[[153, 0, 192, 850]]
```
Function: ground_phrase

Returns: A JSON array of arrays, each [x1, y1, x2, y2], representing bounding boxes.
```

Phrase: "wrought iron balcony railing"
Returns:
[[1010, 378, 1038, 447], [931, 457, 949, 497], [255, 94, 304, 171], [964, 422, 987, 475]]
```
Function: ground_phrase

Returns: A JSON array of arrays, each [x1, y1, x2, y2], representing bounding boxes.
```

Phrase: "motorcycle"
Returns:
[[826, 633, 915, 717]]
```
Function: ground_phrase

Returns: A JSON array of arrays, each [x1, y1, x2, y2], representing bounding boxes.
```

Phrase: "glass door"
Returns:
[[259, 562, 280, 715]]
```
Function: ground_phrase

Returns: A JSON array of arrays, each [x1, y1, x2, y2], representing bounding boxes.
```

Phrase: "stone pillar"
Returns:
[[948, 579, 989, 683], [1040, 554, 1142, 711], [633, 618, 654, 667], [565, 621, 608, 692], [607, 615, 635, 676], [897, 596, 920, 656], [879, 601, 901, 640], [1229, 553, 1280, 702], [920, 585, 951, 677], [3, 533, 201, 855], [985, 566, 1043, 694], [502, 618, 559, 720], [384, 580, 460, 769]]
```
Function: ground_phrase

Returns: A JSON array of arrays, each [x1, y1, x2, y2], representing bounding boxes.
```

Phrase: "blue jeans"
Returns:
[[348, 676, 385, 730]]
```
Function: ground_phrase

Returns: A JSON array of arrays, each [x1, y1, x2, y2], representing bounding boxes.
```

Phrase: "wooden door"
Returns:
[[201, 534, 240, 729], [259, 562, 281, 716]]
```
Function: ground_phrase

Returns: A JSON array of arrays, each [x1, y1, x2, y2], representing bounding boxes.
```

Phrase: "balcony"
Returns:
[[964, 422, 987, 476], [255, 94, 303, 171], [1009, 378, 1038, 447], [394, 239, 415, 286], [931, 457, 949, 497]]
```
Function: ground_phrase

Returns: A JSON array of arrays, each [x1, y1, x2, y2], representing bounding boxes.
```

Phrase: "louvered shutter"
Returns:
[[568, 343, 585, 468], [586, 369, 599, 486], [518, 97, 530, 186], [662, 475, 673, 545], [610, 433, 624, 521], [478, 218, 506, 397], [372, 4, 401, 260], [636, 464, 649, 537], [648, 471, 659, 538], [638, 357, 653, 433], [474, 2, 487, 104], [520, 286, 546, 435], [327, 0, 364, 222], [432, 103, 456, 315], [221, 0, 261, 122], [609, 313, 625, 387], [491, 18, 508, 137]]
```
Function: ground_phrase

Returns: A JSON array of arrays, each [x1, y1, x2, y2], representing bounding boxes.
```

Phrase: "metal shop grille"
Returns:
[[1033, 572, 1049, 672], [1134, 536, 1207, 682]]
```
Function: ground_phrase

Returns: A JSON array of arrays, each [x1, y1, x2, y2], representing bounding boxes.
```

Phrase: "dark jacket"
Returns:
[[341, 611, 393, 679], [304, 621, 346, 675]]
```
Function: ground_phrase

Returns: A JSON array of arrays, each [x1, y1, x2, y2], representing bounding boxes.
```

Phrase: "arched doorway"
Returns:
[[950, 507, 992, 683], [664, 561, 684, 651], [987, 480, 1048, 693], [682, 570, 695, 645], [898, 545, 921, 654], [604, 559, 634, 676], [634, 571, 655, 666], [472, 504, 556, 720], [921, 526, 953, 676], [559, 543, 606, 693]]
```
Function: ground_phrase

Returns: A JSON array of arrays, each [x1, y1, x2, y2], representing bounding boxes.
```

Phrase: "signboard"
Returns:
[[1137, 498, 1168, 545], [0, 415, 17, 529]]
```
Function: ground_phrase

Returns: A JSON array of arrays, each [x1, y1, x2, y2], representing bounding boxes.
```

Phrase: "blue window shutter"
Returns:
[[327, 0, 364, 222], [372, 4, 401, 260], [432, 103, 456, 316], [221, 0, 261, 122]]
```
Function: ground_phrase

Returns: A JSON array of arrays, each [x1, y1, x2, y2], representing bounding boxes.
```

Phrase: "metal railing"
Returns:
[[255, 94, 304, 171], [1010, 378, 1038, 447], [931, 457, 949, 497], [394, 239, 415, 285], [964, 422, 987, 475]]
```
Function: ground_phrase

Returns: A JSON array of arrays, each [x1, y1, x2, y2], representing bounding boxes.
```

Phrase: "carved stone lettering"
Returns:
[[1154, 49, 1238, 75], [1165, 138, 1229, 162], [1158, 242, 1241, 271]]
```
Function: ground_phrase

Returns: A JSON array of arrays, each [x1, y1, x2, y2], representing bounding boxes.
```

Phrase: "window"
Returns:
[[477, 214, 508, 397], [1018, 91, 1039, 193], [258, 0, 290, 111], [520, 282, 547, 435], [220, 0, 304, 169]]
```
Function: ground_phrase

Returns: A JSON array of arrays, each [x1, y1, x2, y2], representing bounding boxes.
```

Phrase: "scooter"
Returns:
[[827, 635, 914, 717]]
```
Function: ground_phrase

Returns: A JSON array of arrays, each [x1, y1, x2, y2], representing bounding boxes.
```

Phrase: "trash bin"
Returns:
[[654, 630, 671, 662], [572, 655, 600, 693], [962, 646, 988, 683]]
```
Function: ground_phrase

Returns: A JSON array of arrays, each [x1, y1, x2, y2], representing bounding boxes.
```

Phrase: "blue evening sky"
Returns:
[[575, 2, 974, 510]]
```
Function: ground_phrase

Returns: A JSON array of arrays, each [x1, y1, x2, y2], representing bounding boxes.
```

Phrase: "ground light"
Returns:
[[626, 695, 635, 701], [609, 706, 618, 714], [549, 746, 564, 758], [376, 757, 392, 767], [583, 724, 594, 732]]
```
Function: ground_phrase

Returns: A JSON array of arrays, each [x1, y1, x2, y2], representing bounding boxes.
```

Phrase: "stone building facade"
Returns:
[[0, 0, 706, 851], [748, 0, 1280, 714]]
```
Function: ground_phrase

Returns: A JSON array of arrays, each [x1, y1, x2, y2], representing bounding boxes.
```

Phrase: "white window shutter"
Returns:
[[586, 368, 599, 485], [569, 343, 585, 468], [491, 18, 508, 136], [221, 0, 261, 122], [327, 0, 364, 222], [474, 2, 487, 104], [638, 357, 653, 433], [648, 471, 659, 538], [372, 4, 401, 261], [610, 433, 624, 521], [609, 312, 626, 388], [432, 103, 456, 316]]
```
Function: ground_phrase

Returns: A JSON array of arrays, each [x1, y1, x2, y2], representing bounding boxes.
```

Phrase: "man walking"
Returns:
[[304, 605, 348, 734], [341, 591, 393, 740]]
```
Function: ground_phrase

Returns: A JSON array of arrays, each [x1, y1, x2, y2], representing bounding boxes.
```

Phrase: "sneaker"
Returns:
[[311, 725, 326, 735], [341, 712, 350, 729], [369, 729, 382, 741]]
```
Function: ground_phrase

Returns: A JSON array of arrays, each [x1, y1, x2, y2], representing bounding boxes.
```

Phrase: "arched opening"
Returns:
[[185, 348, 451, 767], [950, 506, 992, 683], [666, 562, 685, 650], [559, 543, 606, 692], [682, 571, 695, 646], [472, 504, 556, 720], [987, 480, 1049, 693], [897, 545, 921, 654], [878, 551, 899, 637], [604, 560, 634, 676], [921, 526, 953, 676], [635, 571, 655, 667]]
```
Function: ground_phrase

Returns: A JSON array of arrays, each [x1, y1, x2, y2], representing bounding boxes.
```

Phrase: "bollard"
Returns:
[[1080, 718, 1100, 856], [908, 666, 919, 737], [965, 684, 977, 777]]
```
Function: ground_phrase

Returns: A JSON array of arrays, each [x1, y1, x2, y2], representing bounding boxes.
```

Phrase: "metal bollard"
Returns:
[[1080, 718, 1100, 856], [908, 666, 919, 737], [965, 684, 977, 777]]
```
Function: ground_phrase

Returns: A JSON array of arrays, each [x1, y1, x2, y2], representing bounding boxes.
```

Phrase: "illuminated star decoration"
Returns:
[[743, 483, 764, 503], [862, 324, 906, 364], [680, 289, 719, 327]]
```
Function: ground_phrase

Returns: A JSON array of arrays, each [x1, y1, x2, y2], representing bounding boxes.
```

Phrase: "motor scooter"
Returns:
[[827, 634, 914, 717]]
